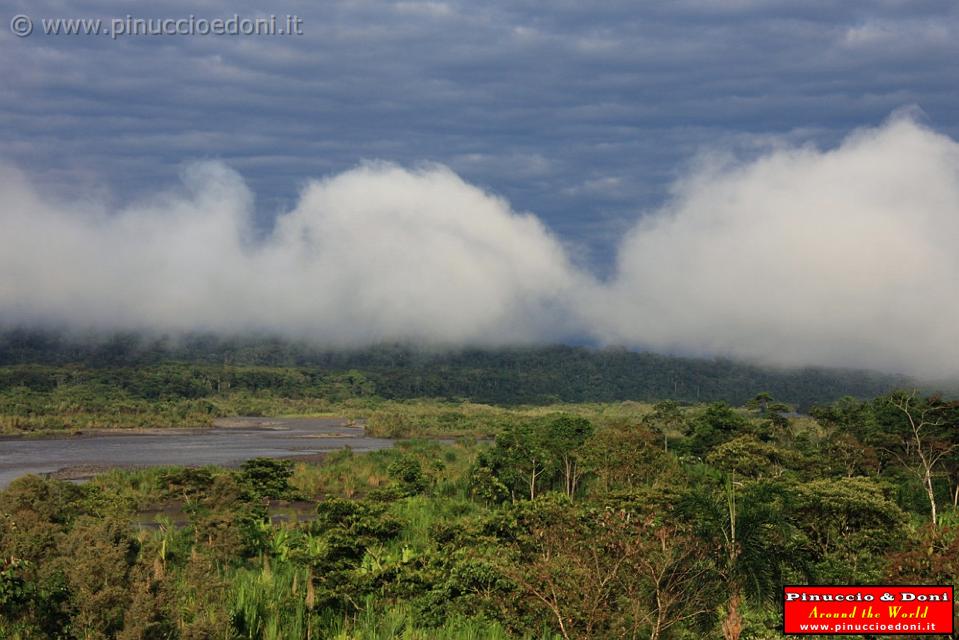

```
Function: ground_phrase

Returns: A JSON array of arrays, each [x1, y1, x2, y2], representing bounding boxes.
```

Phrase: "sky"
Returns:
[[2, 0, 959, 378]]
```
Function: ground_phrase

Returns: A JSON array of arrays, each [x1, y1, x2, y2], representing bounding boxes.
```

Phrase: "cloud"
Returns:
[[0, 161, 580, 345], [3, 0, 957, 263], [584, 115, 959, 378], [2, 116, 959, 378]]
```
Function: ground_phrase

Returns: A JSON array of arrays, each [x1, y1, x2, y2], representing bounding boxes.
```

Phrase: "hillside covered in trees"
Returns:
[[0, 330, 919, 409]]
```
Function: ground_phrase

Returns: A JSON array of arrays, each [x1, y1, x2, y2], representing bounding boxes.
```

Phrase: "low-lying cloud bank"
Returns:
[[1, 162, 581, 345], [2, 115, 958, 378], [583, 114, 959, 379]]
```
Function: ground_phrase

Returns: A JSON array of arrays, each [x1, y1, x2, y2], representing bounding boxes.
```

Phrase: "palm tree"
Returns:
[[680, 475, 807, 640]]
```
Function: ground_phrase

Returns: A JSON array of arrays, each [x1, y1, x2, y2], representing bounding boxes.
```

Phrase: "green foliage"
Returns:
[[230, 562, 312, 639], [790, 477, 907, 582], [581, 423, 677, 494], [387, 455, 429, 495], [684, 402, 751, 457], [678, 479, 808, 606], [1, 382, 958, 640], [475, 423, 553, 502], [0, 557, 29, 616], [159, 467, 216, 502], [240, 458, 298, 501], [705, 435, 802, 479], [471, 414, 597, 503]]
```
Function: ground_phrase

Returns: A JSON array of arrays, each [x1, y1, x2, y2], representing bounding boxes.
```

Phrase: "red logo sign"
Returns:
[[783, 585, 954, 635]]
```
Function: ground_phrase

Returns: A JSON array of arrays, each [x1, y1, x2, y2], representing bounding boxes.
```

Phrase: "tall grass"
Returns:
[[389, 494, 481, 551], [325, 601, 560, 640], [231, 562, 313, 639], [290, 439, 479, 501]]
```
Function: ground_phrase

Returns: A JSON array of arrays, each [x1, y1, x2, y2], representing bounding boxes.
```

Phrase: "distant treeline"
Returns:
[[0, 329, 917, 408]]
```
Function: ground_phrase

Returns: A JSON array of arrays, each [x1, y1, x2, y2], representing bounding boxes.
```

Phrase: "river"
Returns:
[[0, 417, 393, 487]]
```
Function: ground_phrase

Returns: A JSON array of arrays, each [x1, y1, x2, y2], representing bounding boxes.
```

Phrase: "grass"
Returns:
[[231, 562, 313, 640], [388, 494, 483, 551], [326, 603, 561, 640], [231, 568, 562, 640]]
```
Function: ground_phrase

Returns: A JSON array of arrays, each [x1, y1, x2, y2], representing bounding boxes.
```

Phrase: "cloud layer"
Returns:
[[1, 162, 579, 345], [2, 117, 959, 377], [4, 0, 958, 269]]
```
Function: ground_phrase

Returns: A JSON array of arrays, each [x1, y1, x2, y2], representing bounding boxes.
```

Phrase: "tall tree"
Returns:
[[476, 425, 553, 501], [643, 400, 686, 453], [887, 391, 958, 526], [680, 478, 804, 640], [544, 416, 594, 500]]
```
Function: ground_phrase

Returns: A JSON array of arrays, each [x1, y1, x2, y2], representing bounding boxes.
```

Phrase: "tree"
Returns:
[[886, 391, 958, 526], [56, 516, 139, 640], [238, 458, 297, 501], [643, 400, 686, 453], [816, 431, 880, 479], [706, 435, 802, 479], [387, 454, 428, 495], [790, 477, 906, 582], [685, 403, 750, 457], [745, 392, 773, 416], [475, 424, 553, 501], [618, 517, 716, 640], [305, 498, 402, 611], [159, 467, 215, 505], [886, 522, 959, 636], [497, 498, 713, 640], [680, 479, 806, 640], [544, 416, 594, 500], [944, 444, 959, 511], [581, 424, 676, 494], [0, 557, 29, 625]]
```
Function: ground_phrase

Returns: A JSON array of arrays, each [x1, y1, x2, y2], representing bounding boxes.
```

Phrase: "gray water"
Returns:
[[0, 417, 393, 487]]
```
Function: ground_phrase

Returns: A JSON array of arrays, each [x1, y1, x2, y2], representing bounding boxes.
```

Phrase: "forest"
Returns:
[[2, 357, 958, 639], [0, 330, 921, 409]]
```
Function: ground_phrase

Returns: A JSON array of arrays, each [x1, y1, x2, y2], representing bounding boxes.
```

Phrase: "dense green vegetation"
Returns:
[[0, 363, 377, 433], [0, 359, 686, 436], [2, 390, 958, 639], [0, 335, 931, 435], [0, 330, 921, 408]]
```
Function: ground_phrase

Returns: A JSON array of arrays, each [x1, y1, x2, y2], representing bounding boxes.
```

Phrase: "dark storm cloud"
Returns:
[[3, 0, 957, 265]]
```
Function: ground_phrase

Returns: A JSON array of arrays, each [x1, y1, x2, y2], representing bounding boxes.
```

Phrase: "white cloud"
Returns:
[[0, 161, 580, 345], [3, 116, 959, 378], [583, 115, 959, 378]]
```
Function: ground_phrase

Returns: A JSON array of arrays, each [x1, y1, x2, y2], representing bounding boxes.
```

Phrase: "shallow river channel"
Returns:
[[0, 417, 393, 487]]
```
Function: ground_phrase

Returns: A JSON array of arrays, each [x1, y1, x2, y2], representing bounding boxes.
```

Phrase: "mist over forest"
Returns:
[[0, 329, 927, 410], [4, 118, 959, 379]]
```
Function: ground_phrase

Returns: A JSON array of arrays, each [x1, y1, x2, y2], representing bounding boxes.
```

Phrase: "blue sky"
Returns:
[[4, 0, 957, 271]]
